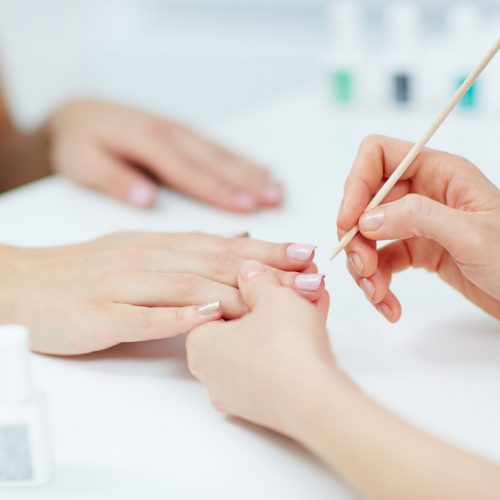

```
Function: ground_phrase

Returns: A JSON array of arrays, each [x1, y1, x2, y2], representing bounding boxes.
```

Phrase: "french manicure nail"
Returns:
[[234, 192, 257, 211], [348, 252, 363, 274], [128, 183, 156, 208], [359, 208, 384, 232], [197, 300, 222, 315], [359, 278, 376, 301], [376, 303, 393, 320], [286, 243, 316, 261], [295, 274, 325, 292], [240, 260, 266, 280], [260, 184, 282, 203]]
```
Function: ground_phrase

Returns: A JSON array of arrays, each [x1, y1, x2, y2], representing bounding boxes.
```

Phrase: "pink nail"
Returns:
[[286, 244, 316, 261], [359, 208, 384, 232], [197, 301, 222, 315], [240, 260, 266, 280], [295, 274, 324, 292], [336, 198, 344, 223], [376, 303, 393, 320], [359, 278, 375, 301], [234, 192, 257, 211], [128, 183, 156, 208], [348, 252, 363, 274], [260, 184, 282, 203]]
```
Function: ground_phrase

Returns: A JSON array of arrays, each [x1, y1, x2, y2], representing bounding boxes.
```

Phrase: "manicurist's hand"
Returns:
[[337, 135, 500, 322], [187, 261, 500, 500], [187, 260, 334, 435], [46, 99, 282, 211], [0, 233, 322, 355]]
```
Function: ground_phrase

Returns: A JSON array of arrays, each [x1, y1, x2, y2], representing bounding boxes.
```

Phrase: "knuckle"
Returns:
[[359, 134, 383, 153], [127, 307, 152, 333], [169, 274, 201, 298], [143, 117, 170, 141], [175, 307, 188, 323], [205, 251, 238, 278]]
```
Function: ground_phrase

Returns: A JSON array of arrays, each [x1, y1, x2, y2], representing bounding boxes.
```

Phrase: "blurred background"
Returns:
[[0, 0, 498, 131]]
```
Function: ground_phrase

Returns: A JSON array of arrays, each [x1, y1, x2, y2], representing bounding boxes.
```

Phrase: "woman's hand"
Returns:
[[337, 135, 500, 322], [187, 260, 335, 435], [0, 233, 323, 355], [45, 99, 282, 211], [187, 260, 500, 500]]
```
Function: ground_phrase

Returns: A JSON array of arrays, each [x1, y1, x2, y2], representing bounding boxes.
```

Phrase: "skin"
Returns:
[[187, 141, 500, 499], [0, 232, 324, 355], [187, 260, 500, 500], [337, 135, 500, 322], [0, 91, 282, 211]]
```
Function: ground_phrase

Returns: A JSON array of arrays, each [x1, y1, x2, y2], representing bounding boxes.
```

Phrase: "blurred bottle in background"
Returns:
[[323, 0, 500, 115]]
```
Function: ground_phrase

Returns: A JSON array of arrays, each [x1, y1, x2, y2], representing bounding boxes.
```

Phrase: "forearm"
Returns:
[[0, 126, 52, 192], [290, 369, 500, 500]]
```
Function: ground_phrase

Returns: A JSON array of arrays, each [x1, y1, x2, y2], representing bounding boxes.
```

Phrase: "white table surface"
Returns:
[[1, 84, 500, 500]]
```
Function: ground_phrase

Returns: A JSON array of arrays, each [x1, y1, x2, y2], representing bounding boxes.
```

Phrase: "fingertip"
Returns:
[[127, 182, 157, 209], [258, 183, 283, 207], [375, 291, 401, 323], [286, 243, 316, 263], [239, 260, 267, 282]]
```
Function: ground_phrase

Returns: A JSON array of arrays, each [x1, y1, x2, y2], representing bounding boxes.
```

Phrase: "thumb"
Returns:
[[358, 193, 475, 257], [237, 260, 282, 310], [85, 148, 158, 208]]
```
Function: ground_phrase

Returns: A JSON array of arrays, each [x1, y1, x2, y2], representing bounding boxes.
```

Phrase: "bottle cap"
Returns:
[[386, 2, 420, 47], [327, 1, 364, 49], [0, 324, 33, 403]]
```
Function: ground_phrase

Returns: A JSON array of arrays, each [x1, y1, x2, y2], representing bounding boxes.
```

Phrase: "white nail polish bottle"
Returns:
[[0, 325, 51, 488]]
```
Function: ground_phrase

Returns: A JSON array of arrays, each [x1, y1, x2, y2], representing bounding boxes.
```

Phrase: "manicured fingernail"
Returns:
[[128, 183, 156, 207], [348, 252, 363, 274], [295, 274, 325, 292], [359, 208, 384, 231], [376, 302, 393, 320], [359, 278, 375, 301], [234, 192, 257, 211], [197, 300, 222, 315], [240, 260, 266, 280], [336, 198, 344, 223], [286, 244, 316, 261], [260, 184, 282, 203], [221, 231, 250, 238]]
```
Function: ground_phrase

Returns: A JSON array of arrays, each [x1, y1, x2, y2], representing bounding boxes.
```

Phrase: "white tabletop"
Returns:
[[1, 84, 500, 500]]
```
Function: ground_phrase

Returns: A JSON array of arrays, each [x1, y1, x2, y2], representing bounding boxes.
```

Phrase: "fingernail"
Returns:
[[359, 208, 384, 232], [348, 252, 363, 274], [295, 274, 325, 292], [197, 300, 222, 315], [240, 260, 266, 281], [128, 183, 156, 208], [376, 303, 393, 321], [234, 192, 257, 211], [221, 231, 250, 238], [286, 243, 316, 261], [260, 184, 282, 203], [359, 278, 376, 301], [336, 198, 344, 224]]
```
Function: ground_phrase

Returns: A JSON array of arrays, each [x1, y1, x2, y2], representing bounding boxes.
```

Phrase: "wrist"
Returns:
[[277, 361, 356, 442]]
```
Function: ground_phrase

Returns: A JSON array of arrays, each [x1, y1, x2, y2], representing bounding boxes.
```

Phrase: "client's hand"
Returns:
[[0, 234, 322, 355], [337, 135, 500, 321], [46, 99, 282, 211]]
